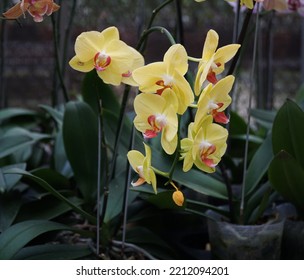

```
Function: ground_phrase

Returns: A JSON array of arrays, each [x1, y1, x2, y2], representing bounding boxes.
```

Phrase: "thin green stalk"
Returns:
[[138, 0, 174, 52], [0, 17, 6, 108], [96, 99, 103, 256], [175, 0, 184, 44], [62, 0, 77, 77], [51, 14, 69, 104], [137, 26, 176, 51], [233, 0, 241, 43], [0, 0, 8, 108], [227, 7, 254, 76], [240, 3, 261, 224]]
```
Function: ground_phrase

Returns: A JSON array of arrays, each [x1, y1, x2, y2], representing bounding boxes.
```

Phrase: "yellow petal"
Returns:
[[201, 30, 219, 62], [134, 93, 166, 116], [69, 56, 94, 72], [214, 44, 240, 73], [127, 150, 144, 173], [74, 31, 105, 62], [101, 26, 120, 41], [164, 44, 188, 75], [161, 133, 177, 155], [133, 62, 168, 93]]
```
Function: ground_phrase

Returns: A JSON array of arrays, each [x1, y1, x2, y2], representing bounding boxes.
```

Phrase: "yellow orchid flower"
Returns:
[[194, 29, 240, 95], [133, 92, 178, 155], [3, 0, 60, 22], [69, 26, 144, 86], [181, 116, 228, 173], [195, 75, 235, 125], [127, 143, 157, 194], [132, 44, 194, 114]]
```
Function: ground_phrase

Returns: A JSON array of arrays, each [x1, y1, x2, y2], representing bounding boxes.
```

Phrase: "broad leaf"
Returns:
[[272, 99, 304, 168], [81, 70, 120, 117], [0, 163, 26, 192], [268, 150, 304, 216], [0, 127, 50, 158], [251, 108, 276, 129], [63, 101, 100, 205], [39, 104, 64, 127], [0, 191, 23, 232], [12, 244, 93, 260], [4, 168, 96, 224], [0, 220, 70, 259], [245, 133, 273, 196], [0, 108, 36, 123]]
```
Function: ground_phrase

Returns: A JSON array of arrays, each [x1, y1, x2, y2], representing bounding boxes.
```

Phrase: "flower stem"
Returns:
[[51, 14, 69, 105], [240, 3, 260, 224], [227, 6, 254, 76]]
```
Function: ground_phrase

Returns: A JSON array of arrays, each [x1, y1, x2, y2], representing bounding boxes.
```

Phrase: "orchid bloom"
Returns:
[[69, 26, 144, 86], [3, 0, 60, 22], [127, 143, 157, 194], [195, 75, 235, 124], [133, 91, 178, 155], [180, 116, 228, 173], [194, 30, 240, 96], [132, 44, 194, 114]]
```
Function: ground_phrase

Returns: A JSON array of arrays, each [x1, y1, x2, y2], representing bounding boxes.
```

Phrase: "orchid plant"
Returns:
[[0, 0, 302, 260]]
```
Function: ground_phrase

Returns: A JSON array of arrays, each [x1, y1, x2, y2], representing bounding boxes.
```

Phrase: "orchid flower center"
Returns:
[[156, 74, 174, 95], [207, 62, 221, 84], [94, 51, 111, 72], [144, 114, 167, 138], [200, 140, 216, 167]]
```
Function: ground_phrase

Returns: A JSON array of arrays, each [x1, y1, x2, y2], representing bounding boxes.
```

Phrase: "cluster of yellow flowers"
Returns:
[[67, 27, 240, 207], [3, 0, 241, 206]]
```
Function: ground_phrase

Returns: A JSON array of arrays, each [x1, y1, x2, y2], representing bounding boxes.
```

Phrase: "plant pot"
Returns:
[[281, 219, 304, 259], [207, 219, 284, 260], [277, 203, 304, 259]]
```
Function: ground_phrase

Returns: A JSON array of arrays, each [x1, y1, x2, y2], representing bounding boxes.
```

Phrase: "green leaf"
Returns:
[[0, 191, 23, 232], [103, 109, 134, 155], [0, 163, 26, 192], [0, 128, 50, 158], [81, 70, 120, 117], [229, 111, 248, 136], [173, 165, 228, 200], [145, 190, 185, 210], [268, 150, 304, 216], [31, 168, 70, 190], [54, 129, 73, 178], [0, 108, 36, 123], [4, 168, 96, 224], [63, 101, 100, 204], [39, 104, 64, 127], [251, 108, 276, 129], [15, 196, 83, 222], [272, 99, 304, 168], [12, 244, 93, 260], [103, 170, 138, 223], [245, 133, 273, 196], [0, 220, 70, 259]]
